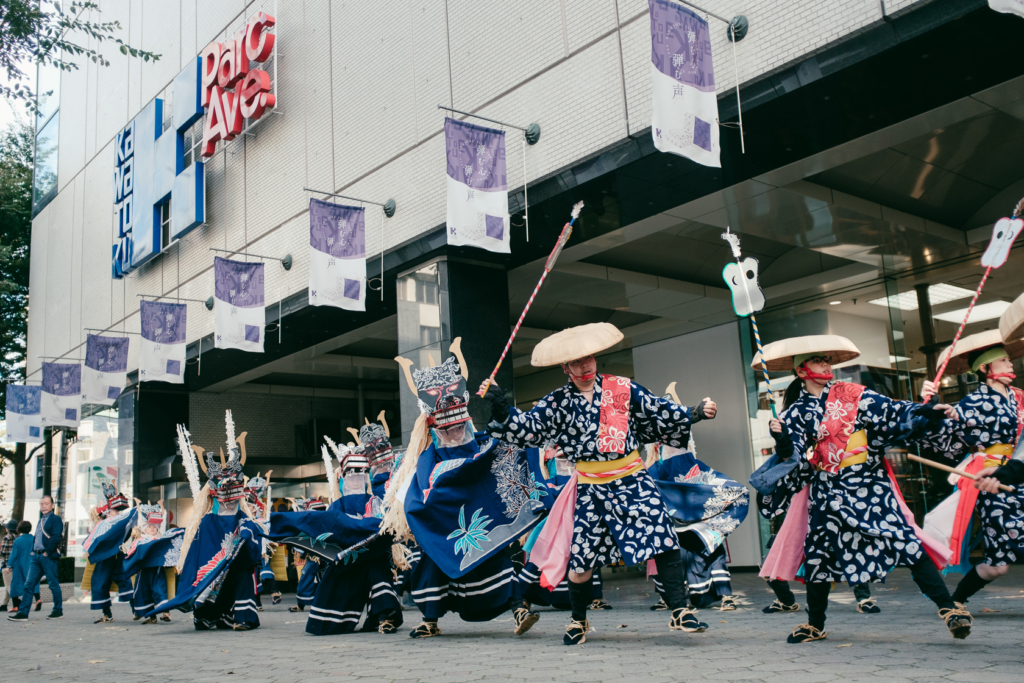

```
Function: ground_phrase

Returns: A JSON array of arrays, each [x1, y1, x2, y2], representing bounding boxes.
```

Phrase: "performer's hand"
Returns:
[[769, 418, 782, 434], [920, 380, 938, 401], [480, 380, 510, 423], [702, 398, 717, 419], [975, 475, 1004, 494], [478, 379, 498, 397], [933, 403, 958, 420]]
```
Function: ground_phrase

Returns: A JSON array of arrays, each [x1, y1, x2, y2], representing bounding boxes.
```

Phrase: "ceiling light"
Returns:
[[867, 283, 975, 311], [889, 355, 910, 364], [829, 301, 841, 305], [934, 300, 1011, 324]]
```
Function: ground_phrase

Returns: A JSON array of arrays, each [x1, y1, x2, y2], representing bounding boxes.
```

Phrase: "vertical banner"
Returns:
[[6, 385, 43, 443], [308, 198, 367, 311], [40, 362, 82, 428], [214, 257, 265, 353], [444, 118, 510, 254], [649, 0, 720, 168], [82, 334, 130, 405], [140, 300, 187, 384]]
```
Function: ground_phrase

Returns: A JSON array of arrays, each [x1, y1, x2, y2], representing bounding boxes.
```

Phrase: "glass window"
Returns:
[[32, 111, 59, 214], [35, 62, 61, 129], [35, 454, 44, 490]]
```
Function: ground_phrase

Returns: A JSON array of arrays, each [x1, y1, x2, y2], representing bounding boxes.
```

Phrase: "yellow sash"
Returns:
[[819, 430, 868, 471], [983, 443, 1013, 468], [576, 451, 643, 484]]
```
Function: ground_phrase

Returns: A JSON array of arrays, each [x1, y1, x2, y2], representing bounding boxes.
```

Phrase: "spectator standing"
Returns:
[[6, 521, 33, 612], [8, 495, 64, 621], [0, 520, 15, 611]]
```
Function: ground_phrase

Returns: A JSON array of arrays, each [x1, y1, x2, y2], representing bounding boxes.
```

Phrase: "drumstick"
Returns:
[[907, 453, 1014, 492]]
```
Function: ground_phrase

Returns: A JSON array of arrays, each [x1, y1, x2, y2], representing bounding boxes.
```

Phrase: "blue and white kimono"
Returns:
[[927, 384, 1024, 566], [295, 552, 320, 608], [401, 433, 545, 622], [759, 382, 937, 584], [269, 498, 399, 635], [148, 511, 263, 630], [648, 448, 749, 605], [514, 451, 605, 608], [123, 528, 185, 616], [490, 377, 693, 572], [83, 509, 138, 611]]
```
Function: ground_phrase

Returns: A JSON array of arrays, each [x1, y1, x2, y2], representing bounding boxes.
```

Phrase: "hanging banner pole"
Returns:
[[478, 202, 583, 398]]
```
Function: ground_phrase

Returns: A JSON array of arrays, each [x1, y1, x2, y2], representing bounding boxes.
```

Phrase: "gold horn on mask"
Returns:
[[665, 381, 680, 405], [449, 337, 469, 380], [395, 356, 417, 395], [194, 446, 208, 474], [236, 432, 248, 466], [378, 410, 390, 438]]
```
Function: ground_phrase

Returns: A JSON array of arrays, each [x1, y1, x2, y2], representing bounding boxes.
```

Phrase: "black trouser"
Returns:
[[768, 579, 796, 605], [852, 583, 871, 602], [806, 557, 953, 630]]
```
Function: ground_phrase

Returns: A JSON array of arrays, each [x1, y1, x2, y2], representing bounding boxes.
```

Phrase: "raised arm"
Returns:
[[631, 382, 700, 448], [482, 381, 560, 448]]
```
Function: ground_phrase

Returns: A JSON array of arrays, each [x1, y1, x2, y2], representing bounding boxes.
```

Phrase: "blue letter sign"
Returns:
[[112, 57, 206, 279]]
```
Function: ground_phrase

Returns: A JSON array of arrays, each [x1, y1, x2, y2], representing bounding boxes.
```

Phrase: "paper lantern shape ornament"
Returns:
[[981, 217, 1024, 268], [722, 256, 765, 317]]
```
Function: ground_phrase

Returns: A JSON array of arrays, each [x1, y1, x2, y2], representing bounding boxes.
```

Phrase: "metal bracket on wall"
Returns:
[[209, 247, 292, 270]]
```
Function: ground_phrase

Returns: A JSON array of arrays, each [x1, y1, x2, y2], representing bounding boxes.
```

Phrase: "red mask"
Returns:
[[799, 363, 833, 384]]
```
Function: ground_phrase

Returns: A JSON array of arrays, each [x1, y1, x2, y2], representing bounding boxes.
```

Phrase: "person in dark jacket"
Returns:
[[7, 521, 34, 612], [8, 495, 65, 621]]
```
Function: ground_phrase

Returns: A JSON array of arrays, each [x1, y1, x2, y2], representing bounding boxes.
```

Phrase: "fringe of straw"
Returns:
[[379, 413, 432, 568], [176, 483, 211, 573]]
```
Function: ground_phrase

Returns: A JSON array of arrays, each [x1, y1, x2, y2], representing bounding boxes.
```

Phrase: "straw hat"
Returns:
[[753, 334, 861, 372], [531, 322, 624, 367], [936, 329, 1024, 376], [1000, 291, 1024, 343]]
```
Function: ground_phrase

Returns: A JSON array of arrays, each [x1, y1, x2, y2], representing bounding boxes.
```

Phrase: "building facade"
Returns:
[[21, 0, 1024, 568]]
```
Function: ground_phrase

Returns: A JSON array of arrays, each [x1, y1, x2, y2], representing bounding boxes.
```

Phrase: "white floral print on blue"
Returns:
[[490, 377, 693, 572]]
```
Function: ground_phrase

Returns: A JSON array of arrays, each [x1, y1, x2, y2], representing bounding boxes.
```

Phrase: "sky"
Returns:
[[0, 60, 36, 132]]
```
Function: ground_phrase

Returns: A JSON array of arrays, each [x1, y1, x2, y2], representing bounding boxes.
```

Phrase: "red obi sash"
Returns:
[[809, 382, 866, 473], [597, 374, 631, 455], [1013, 387, 1024, 445]]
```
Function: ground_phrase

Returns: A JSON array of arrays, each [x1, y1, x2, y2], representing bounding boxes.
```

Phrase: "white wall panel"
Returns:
[[632, 322, 762, 567]]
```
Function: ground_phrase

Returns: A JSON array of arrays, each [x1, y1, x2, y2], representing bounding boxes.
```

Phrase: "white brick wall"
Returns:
[[27, 0, 927, 380]]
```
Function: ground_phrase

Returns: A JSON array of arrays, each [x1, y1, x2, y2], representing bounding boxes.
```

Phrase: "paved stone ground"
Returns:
[[5, 568, 1024, 682]]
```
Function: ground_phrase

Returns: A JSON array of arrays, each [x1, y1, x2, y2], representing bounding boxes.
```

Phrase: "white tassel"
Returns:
[[225, 410, 238, 462], [178, 425, 202, 502], [322, 445, 338, 503]]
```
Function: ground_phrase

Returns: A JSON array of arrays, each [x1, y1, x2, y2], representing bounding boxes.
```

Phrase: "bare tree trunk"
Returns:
[[12, 442, 26, 521]]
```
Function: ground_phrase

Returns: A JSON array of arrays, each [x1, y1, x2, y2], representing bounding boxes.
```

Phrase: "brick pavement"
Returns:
[[5, 568, 1024, 682]]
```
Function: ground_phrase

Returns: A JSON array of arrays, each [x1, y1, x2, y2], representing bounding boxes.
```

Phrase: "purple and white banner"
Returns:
[[140, 300, 187, 384], [649, 0, 720, 168], [82, 334, 129, 405], [5, 385, 42, 443], [308, 198, 366, 312], [989, 1, 1024, 18], [40, 362, 82, 428], [214, 256, 265, 353], [445, 118, 510, 254]]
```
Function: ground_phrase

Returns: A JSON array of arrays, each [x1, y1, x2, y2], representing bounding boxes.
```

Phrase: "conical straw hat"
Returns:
[[752, 334, 861, 372], [1000, 291, 1024, 344], [531, 323, 624, 367], [937, 329, 1024, 376]]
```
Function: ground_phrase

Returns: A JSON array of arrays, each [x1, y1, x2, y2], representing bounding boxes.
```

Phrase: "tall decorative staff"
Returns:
[[721, 227, 776, 417], [930, 197, 1024, 389], [478, 201, 584, 397]]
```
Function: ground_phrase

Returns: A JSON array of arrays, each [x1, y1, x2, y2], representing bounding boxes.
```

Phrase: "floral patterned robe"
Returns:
[[490, 376, 694, 572], [927, 384, 1024, 566], [760, 382, 935, 584]]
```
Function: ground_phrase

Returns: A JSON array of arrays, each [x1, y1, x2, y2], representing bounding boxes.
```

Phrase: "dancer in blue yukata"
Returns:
[[752, 335, 972, 643], [287, 497, 327, 614], [122, 501, 183, 623], [244, 472, 282, 610], [147, 414, 264, 631], [515, 445, 610, 614], [920, 330, 1024, 607], [382, 338, 546, 639], [482, 322, 718, 645], [82, 482, 137, 623]]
